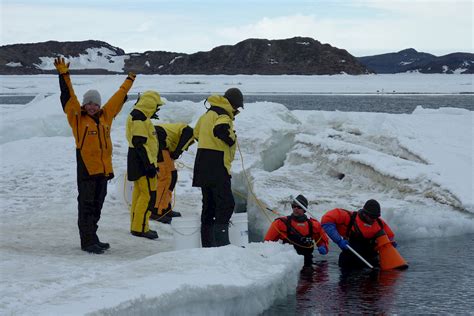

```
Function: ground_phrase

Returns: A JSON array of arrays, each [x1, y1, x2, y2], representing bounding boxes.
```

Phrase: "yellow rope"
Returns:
[[235, 140, 320, 249], [139, 144, 323, 248]]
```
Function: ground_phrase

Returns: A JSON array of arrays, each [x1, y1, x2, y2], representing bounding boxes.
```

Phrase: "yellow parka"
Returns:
[[192, 95, 236, 187], [155, 123, 194, 159], [126, 91, 164, 181], [60, 72, 134, 179]]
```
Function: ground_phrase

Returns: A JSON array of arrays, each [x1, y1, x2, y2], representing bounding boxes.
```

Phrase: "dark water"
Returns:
[[164, 93, 474, 113], [1, 93, 473, 113], [262, 234, 474, 315]]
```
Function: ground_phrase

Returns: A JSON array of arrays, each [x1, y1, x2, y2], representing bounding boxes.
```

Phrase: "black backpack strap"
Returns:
[[345, 210, 357, 238], [307, 218, 313, 237]]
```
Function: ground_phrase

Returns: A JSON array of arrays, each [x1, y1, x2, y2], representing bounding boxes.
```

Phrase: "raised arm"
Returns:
[[102, 72, 136, 122], [54, 57, 81, 126]]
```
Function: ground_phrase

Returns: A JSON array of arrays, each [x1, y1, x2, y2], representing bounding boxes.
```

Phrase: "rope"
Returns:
[[123, 144, 323, 248], [236, 140, 320, 249]]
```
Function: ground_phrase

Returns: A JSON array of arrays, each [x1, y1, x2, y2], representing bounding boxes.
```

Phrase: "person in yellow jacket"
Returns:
[[126, 91, 164, 240], [151, 123, 195, 224], [193, 88, 244, 247], [54, 57, 135, 254]]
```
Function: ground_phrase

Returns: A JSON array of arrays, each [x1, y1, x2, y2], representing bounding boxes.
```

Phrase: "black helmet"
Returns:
[[361, 199, 381, 218], [224, 88, 244, 109]]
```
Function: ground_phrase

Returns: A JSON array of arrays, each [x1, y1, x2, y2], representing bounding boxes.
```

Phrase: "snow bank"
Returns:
[[28, 244, 301, 316]]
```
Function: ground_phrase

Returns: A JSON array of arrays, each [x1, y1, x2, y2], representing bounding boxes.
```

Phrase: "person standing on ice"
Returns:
[[192, 88, 244, 247], [126, 91, 164, 240], [264, 195, 329, 267], [150, 123, 195, 224], [321, 199, 397, 270], [54, 57, 136, 254]]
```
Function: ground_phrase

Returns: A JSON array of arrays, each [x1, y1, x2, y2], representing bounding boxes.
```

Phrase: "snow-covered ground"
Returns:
[[1, 74, 473, 315]]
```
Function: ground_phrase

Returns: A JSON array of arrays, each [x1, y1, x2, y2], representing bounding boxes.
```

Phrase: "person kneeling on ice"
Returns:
[[150, 123, 195, 224], [321, 199, 397, 270], [264, 195, 329, 267]]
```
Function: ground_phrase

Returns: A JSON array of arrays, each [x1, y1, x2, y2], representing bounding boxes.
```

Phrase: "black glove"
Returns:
[[170, 150, 182, 160], [145, 165, 157, 178]]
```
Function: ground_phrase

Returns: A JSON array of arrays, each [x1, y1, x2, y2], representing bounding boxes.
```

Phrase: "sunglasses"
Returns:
[[291, 203, 301, 209]]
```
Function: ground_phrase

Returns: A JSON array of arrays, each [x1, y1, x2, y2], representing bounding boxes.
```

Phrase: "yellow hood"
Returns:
[[134, 90, 164, 118], [207, 95, 235, 120]]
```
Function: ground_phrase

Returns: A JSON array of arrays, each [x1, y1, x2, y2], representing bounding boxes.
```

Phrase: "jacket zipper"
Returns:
[[104, 125, 108, 149], [80, 126, 88, 150], [96, 122, 106, 174]]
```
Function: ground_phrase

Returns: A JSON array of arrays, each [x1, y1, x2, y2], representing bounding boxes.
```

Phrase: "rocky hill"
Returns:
[[0, 37, 369, 75], [358, 48, 473, 74], [0, 40, 125, 74]]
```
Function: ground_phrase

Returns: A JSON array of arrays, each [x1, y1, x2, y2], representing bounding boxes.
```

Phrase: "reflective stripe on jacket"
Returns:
[[59, 73, 133, 178]]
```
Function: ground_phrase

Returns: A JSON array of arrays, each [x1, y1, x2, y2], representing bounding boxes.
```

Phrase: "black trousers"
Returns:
[[77, 176, 107, 248], [200, 177, 235, 226], [338, 237, 379, 270]]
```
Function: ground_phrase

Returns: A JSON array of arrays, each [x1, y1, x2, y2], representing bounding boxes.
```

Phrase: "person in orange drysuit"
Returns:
[[321, 199, 397, 270], [151, 123, 194, 224], [264, 194, 329, 267]]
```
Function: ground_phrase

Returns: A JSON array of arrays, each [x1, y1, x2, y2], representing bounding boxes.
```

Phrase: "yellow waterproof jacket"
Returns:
[[59, 73, 133, 179], [126, 91, 163, 181], [155, 123, 195, 161], [192, 95, 236, 187]]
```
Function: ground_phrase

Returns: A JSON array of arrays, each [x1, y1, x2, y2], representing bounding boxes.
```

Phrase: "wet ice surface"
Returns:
[[264, 234, 474, 315]]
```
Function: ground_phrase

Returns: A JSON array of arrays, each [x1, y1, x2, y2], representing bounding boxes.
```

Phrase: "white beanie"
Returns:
[[82, 89, 102, 106]]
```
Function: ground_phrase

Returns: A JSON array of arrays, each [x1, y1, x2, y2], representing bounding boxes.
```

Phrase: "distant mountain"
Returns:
[[0, 37, 370, 75], [0, 40, 126, 74], [358, 48, 473, 74]]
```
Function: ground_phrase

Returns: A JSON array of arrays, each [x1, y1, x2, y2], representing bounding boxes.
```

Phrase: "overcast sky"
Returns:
[[1, 0, 472, 56]]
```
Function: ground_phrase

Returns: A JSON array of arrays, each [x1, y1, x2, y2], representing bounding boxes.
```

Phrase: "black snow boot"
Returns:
[[82, 244, 105, 254], [214, 224, 230, 247], [131, 230, 159, 240], [150, 213, 172, 224], [169, 210, 182, 217], [97, 241, 110, 250], [201, 224, 215, 247]]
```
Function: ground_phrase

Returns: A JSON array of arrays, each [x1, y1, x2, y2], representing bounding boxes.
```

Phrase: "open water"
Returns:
[[1, 93, 473, 113], [262, 234, 474, 315]]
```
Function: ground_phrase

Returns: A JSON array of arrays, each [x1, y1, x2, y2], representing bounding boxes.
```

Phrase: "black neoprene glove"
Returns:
[[145, 165, 157, 178]]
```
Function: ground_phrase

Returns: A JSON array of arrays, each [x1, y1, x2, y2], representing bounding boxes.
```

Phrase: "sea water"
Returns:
[[262, 234, 474, 315], [1, 93, 473, 113]]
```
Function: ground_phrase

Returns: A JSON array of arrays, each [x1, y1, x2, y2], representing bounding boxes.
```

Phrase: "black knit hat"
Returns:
[[362, 199, 381, 218], [292, 194, 308, 210], [224, 88, 244, 109]]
